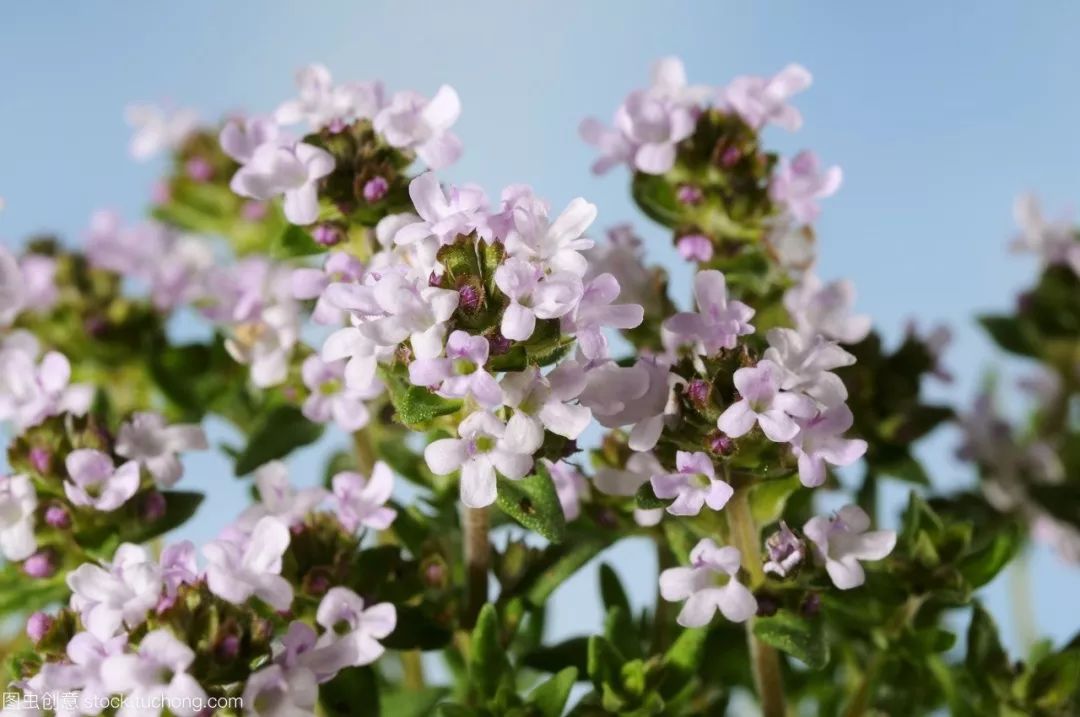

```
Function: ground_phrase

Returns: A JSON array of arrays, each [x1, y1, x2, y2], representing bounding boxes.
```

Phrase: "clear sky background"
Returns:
[[2, 1, 1078, 659]]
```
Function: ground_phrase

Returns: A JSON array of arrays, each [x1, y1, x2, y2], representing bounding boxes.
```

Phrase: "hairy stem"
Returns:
[[352, 428, 376, 475], [401, 649, 425, 690], [463, 506, 490, 628], [727, 487, 785, 717]]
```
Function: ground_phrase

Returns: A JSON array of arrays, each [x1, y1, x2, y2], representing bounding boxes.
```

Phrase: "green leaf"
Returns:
[[661, 627, 707, 697], [468, 604, 511, 701], [599, 563, 632, 617], [635, 480, 668, 510], [0, 569, 68, 614], [523, 636, 591, 675], [385, 378, 462, 428], [877, 453, 930, 485], [529, 667, 579, 717], [381, 688, 449, 717], [524, 539, 608, 606], [1028, 649, 1080, 711], [959, 522, 1022, 588], [272, 224, 325, 258], [632, 173, 682, 228], [978, 315, 1041, 358], [753, 611, 829, 670], [319, 666, 379, 717], [604, 605, 641, 661], [749, 474, 801, 525], [233, 405, 325, 476], [587, 635, 625, 688], [495, 464, 567, 543]]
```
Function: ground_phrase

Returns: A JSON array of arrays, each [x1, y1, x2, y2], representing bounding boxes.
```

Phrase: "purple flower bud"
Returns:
[[156, 594, 177, 615], [142, 491, 167, 522], [676, 184, 703, 205], [677, 234, 714, 262], [312, 224, 343, 247], [763, 522, 806, 579], [363, 176, 390, 203], [26, 612, 52, 643], [720, 146, 741, 168], [84, 315, 108, 337], [488, 333, 512, 356], [23, 551, 56, 579], [708, 432, 735, 456], [423, 561, 447, 588], [185, 157, 214, 182], [306, 572, 330, 596], [29, 446, 51, 474], [800, 592, 822, 618], [214, 634, 241, 661], [327, 118, 347, 134], [458, 283, 481, 313], [755, 593, 779, 617], [686, 379, 710, 406], [242, 201, 269, 221], [44, 504, 70, 529]]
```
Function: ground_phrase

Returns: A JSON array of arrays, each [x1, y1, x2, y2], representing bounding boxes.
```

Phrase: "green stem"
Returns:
[[652, 540, 677, 653], [463, 506, 490, 628], [727, 487, 786, 717], [1008, 546, 1037, 655], [401, 649, 425, 690], [352, 428, 376, 474]]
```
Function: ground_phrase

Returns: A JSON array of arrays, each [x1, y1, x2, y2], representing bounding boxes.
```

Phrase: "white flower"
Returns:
[[115, 412, 207, 488], [500, 365, 592, 441], [663, 270, 755, 356], [0, 474, 37, 561], [125, 104, 198, 161], [203, 516, 294, 611], [275, 64, 384, 131], [0, 346, 93, 431], [237, 461, 327, 531], [722, 64, 812, 131], [101, 629, 207, 717], [224, 299, 301, 388], [63, 449, 140, 513], [578, 356, 672, 451], [561, 273, 644, 359], [424, 411, 543, 508], [803, 505, 896, 590], [0, 246, 25, 326], [717, 359, 817, 442], [789, 405, 868, 488], [494, 257, 583, 341], [762, 327, 853, 407], [332, 462, 397, 533], [504, 197, 598, 276], [374, 86, 463, 170], [784, 274, 871, 345], [1012, 193, 1080, 275], [311, 587, 397, 674], [659, 539, 757, 626], [67, 544, 162, 639], [650, 451, 733, 516], [230, 142, 335, 225]]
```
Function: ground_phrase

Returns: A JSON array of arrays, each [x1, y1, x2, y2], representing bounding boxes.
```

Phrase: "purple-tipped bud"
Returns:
[[142, 491, 167, 522], [29, 446, 51, 474], [84, 315, 108, 338], [708, 432, 735, 456], [242, 201, 269, 221], [676, 184, 703, 205], [423, 561, 447, 588], [312, 224, 343, 247], [327, 118, 347, 134], [44, 504, 70, 529], [156, 594, 177, 615], [306, 572, 330, 596], [363, 176, 390, 203], [488, 333, 512, 356], [720, 146, 741, 168], [763, 522, 806, 579], [686, 379, 710, 406], [677, 234, 714, 262], [23, 551, 56, 579], [26, 612, 52, 643], [185, 157, 214, 182], [214, 634, 241, 661], [755, 593, 779, 617], [800, 592, 822, 618], [458, 284, 482, 313]]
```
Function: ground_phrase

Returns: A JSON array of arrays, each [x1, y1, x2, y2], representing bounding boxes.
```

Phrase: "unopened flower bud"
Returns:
[[185, 157, 214, 182], [312, 224, 343, 247], [763, 522, 806, 579], [142, 491, 167, 522], [676, 184, 703, 205], [422, 559, 447, 588], [755, 593, 779, 617], [363, 176, 389, 203], [457, 283, 482, 313], [720, 146, 741, 168], [686, 379, 711, 407], [44, 504, 70, 529], [23, 551, 56, 579], [677, 234, 714, 262], [29, 446, 51, 474], [800, 592, 822, 618], [708, 431, 735, 456], [242, 201, 268, 221], [488, 333, 512, 355], [156, 594, 177, 615], [214, 634, 241, 661], [26, 612, 52, 643]]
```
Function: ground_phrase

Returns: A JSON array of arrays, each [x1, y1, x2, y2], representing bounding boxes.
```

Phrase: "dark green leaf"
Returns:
[[468, 604, 511, 700], [753, 611, 829, 670], [959, 522, 1021, 588], [319, 666, 378, 717], [599, 563, 632, 617], [380, 688, 448, 717], [496, 465, 567, 543], [272, 224, 325, 258], [978, 315, 1041, 358], [234, 405, 324, 476], [523, 636, 591, 675], [587, 635, 625, 688], [529, 667, 579, 717]]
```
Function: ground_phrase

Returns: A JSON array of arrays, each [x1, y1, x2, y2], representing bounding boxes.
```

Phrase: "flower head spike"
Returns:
[[803, 505, 896, 589], [663, 270, 755, 356], [789, 405, 868, 487], [424, 411, 543, 508], [717, 360, 817, 442], [115, 412, 208, 488], [276, 64, 384, 131], [230, 142, 335, 225], [63, 449, 140, 512], [770, 151, 842, 224], [204, 516, 294, 611], [650, 451, 733, 516], [722, 64, 812, 131], [332, 462, 397, 533], [659, 538, 757, 626]]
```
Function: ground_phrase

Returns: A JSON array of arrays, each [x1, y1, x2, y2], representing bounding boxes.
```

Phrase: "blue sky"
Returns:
[[2, 1, 1078, 655]]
